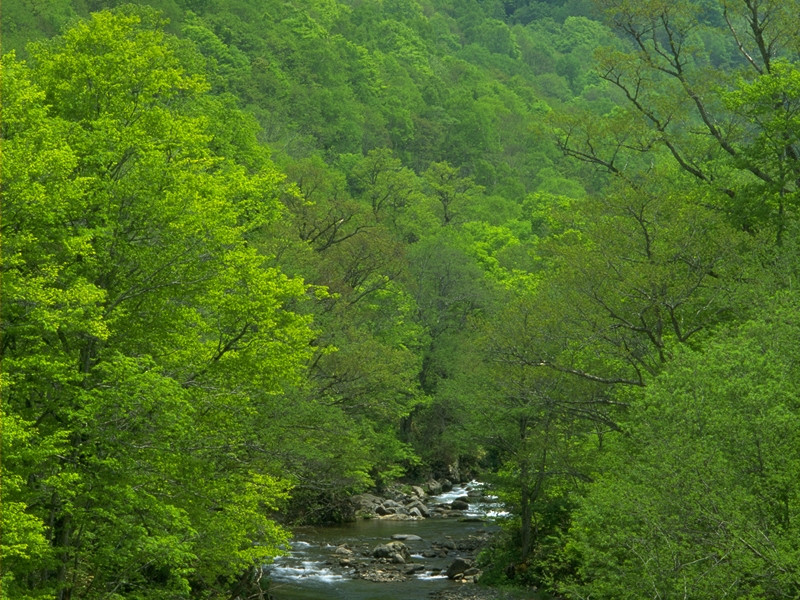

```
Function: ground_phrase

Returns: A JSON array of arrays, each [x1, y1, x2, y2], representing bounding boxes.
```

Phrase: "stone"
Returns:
[[418, 505, 432, 518], [408, 507, 423, 518], [373, 541, 411, 560], [334, 546, 352, 555], [350, 493, 383, 509], [450, 499, 469, 510], [408, 503, 430, 518], [446, 557, 474, 579], [463, 567, 480, 576], [423, 479, 443, 495], [404, 564, 425, 574], [440, 479, 453, 492], [391, 553, 406, 564], [376, 505, 391, 516], [411, 485, 425, 497]]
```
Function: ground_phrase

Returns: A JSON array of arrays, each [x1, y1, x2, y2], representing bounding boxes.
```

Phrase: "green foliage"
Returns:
[[2, 12, 310, 598], [5, 1, 800, 598], [565, 298, 800, 599]]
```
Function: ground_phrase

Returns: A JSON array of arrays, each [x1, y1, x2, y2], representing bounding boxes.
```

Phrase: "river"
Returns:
[[267, 482, 510, 600]]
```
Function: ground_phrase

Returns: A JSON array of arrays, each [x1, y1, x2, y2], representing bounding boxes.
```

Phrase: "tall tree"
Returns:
[[1, 11, 312, 599]]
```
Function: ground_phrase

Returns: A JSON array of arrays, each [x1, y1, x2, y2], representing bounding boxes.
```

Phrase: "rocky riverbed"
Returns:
[[268, 481, 512, 600], [350, 479, 504, 522]]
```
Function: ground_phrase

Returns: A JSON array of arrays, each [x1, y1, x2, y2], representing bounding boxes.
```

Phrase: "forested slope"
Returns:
[[2, 0, 800, 598]]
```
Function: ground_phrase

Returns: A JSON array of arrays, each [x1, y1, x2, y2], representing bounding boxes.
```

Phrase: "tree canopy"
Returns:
[[3, 0, 800, 598]]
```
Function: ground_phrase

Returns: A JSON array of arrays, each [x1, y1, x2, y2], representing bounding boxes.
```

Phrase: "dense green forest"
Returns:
[[2, 0, 800, 597]]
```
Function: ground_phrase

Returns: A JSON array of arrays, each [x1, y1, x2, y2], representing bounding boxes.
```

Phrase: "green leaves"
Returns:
[[1, 12, 312, 599], [565, 297, 800, 599]]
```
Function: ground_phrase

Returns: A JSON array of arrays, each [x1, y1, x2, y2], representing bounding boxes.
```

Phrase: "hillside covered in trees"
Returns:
[[2, 0, 800, 598]]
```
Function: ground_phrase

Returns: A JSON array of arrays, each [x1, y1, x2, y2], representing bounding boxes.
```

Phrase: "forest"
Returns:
[[2, 0, 800, 598]]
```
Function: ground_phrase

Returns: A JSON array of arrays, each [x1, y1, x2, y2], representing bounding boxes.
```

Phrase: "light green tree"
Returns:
[[1, 10, 312, 599]]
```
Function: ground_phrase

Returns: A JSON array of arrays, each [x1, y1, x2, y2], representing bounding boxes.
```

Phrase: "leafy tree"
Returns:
[[1, 11, 312, 598], [424, 161, 486, 226], [565, 296, 800, 599], [555, 0, 800, 238]]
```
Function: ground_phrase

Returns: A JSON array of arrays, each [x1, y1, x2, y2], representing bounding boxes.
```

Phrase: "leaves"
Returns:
[[566, 298, 800, 599], [1, 12, 311, 599]]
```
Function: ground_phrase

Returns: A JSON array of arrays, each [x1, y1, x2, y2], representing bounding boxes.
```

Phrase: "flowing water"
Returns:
[[268, 482, 509, 600]]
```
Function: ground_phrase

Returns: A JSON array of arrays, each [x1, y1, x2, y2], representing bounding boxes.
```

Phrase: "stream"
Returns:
[[267, 482, 509, 600]]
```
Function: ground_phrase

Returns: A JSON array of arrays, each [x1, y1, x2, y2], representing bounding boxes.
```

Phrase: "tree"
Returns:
[[555, 0, 800, 239], [423, 161, 485, 226], [565, 296, 800, 599], [1, 11, 312, 598]]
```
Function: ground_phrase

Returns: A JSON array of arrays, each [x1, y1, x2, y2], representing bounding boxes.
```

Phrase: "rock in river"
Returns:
[[373, 541, 411, 561], [446, 557, 474, 579], [424, 479, 443, 495]]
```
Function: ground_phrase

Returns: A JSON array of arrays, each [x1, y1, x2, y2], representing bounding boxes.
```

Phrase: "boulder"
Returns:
[[411, 485, 426, 497], [376, 505, 391, 516], [424, 479, 443, 495], [405, 500, 431, 517], [408, 507, 423, 518], [351, 493, 383, 509], [334, 545, 352, 555], [404, 564, 425, 574], [415, 504, 431, 518], [373, 541, 411, 560], [450, 499, 469, 510], [446, 557, 474, 579], [440, 479, 453, 492]]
